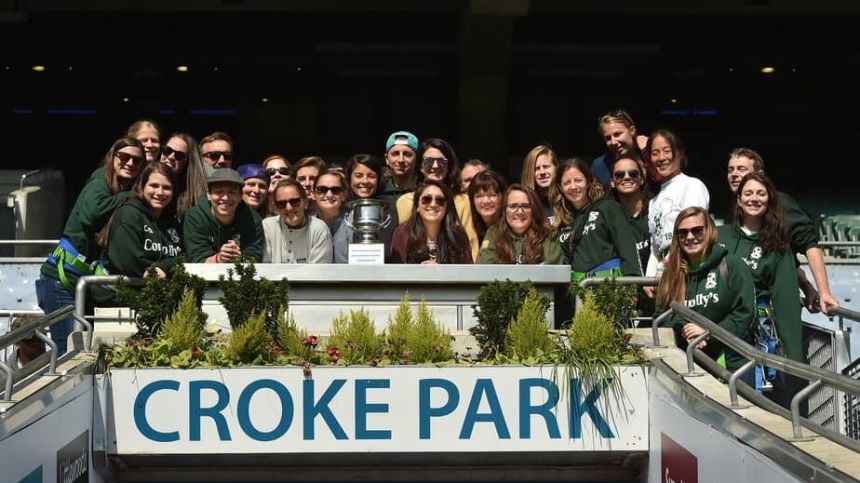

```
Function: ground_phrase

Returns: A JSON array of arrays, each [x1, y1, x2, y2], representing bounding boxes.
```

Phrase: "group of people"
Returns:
[[33, 113, 840, 405]]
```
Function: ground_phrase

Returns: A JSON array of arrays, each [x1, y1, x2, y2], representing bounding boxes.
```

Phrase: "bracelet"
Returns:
[[215, 253, 221, 263]]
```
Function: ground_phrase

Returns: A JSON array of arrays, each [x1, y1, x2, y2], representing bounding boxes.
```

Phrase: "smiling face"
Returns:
[[560, 166, 588, 210], [505, 189, 533, 236], [113, 146, 145, 182], [650, 135, 681, 180], [611, 158, 644, 195], [242, 178, 268, 211], [417, 185, 447, 226], [473, 187, 501, 224], [534, 154, 556, 189], [738, 178, 769, 221], [135, 126, 161, 162], [160, 136, 189, 174], [315, 173, 346, 212], [275, 184, 307, 227], [295, 166, 319, 199], [201, 139, 233, 169], [460, 164, 487, 192], [350, 163, 379, 199], [421, 147, 449, 182], [142, 172, 174, 217], [676, 213, 709, 263], [601, 121, 636, 158], [727, 155, 756, 193], [386, 145, 416, 179], [207, 182, 242, 224]]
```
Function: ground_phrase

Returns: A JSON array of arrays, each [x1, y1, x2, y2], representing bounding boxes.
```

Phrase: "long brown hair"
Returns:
[[658, 207, 717, 309], [103, 137, 145, 194], [493, 184, 552, 264], [733, 173, 788, 254], [550, 158, 604, 227], [406, 180, 470, 263], [520, 144, 557, 191], [468, 170, 508, 242], [165, 132, 207, 216], [98, 162, 177, 248]]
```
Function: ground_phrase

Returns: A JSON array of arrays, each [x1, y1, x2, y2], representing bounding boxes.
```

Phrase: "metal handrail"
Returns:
[[73, 275, 144, 351], [818, 241, 860, 247], [829, 306, 860, 323], [0, 305, 73, 401], [661, 302, 860, 440]]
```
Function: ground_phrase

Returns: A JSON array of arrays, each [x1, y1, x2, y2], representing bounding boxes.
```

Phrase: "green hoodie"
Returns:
[[183, 196, 263, 263], [568, 197, 642, 275], [717, 222, 802, 361], [477, 225, 564, 265], [41, 167, 131, 280], [778, 191, 819, 256], [655, 244, 757, 370], [102, 196, 183, 276]]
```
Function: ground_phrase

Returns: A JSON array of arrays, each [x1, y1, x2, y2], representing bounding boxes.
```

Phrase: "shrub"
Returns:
[[385, 292, 413, 361], [329, 309, 382, 364], [587, 278, 637, 331], [117, 261, 207, 338], [226, 311, 273, 364], [407, 298, 452, 363], [471, 280, 549, 357], [275, 308, 306, 357], [157, 288, 205, 353], [563, 291, 619, 382], [505, 289, 557, 359], [219, 261, 289, 337]]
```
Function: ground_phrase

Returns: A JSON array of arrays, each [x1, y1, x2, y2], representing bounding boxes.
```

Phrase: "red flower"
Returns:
[[330, 351, 341, 363], [303, 335, 319, 347], [191, 346, 201, 358], [326, 345, 338, 356]]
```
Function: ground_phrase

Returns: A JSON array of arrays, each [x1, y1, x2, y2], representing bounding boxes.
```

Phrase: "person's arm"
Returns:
[[262, 219, 275, 263], [395, 193, 413, 226], [240, 210, 264, 263], [607, 204, 643, 276], [455, 194, 480, 261], [387, 225, 408, 264], [182, 206, 216, 263], [542, 236, 564, 265], [476, 226, 497, 264], [771, 251, 803, 361], [105, 208, 148, 276], [805, 247, 839, 314], [308, 220, 333, 264], [718, 256, 756, 341]]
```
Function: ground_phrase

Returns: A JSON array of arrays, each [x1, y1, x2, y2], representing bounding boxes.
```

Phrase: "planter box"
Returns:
[[98, 365, 647, 456]]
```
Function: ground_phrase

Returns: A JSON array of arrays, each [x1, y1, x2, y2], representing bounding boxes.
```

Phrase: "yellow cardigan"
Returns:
[[396, 192, 479, 261]]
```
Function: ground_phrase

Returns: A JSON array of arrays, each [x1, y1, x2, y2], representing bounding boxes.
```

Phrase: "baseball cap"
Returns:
[[207, 168, 244, 187], [385, 131, 419, 152], [236, 163, 269, 183]]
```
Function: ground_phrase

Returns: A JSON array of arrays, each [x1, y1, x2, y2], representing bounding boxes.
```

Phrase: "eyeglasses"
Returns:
[[675, 226, 706, 238], [160, 145, 188, 162], [115, 151, 145, 165], [421, 157, 449, 169], [505, 203, 532, 213], [419, 195, 447, 207], [275, 197, 303, 209], [612, 169, 641, 181], [202, 150, 234, 161], [265, 167, 290, 177], [315, 185, 345, 196]]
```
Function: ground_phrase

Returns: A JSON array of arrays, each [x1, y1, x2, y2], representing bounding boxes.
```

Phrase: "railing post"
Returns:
[[0, 360, 13, 402], [790, 379, 823, 441], [73, 314, 93, 352], [650, 310, 673, 348], [728, 360, 755, 408], [681, 331, 709, 377], [35, 330, 58, 374]]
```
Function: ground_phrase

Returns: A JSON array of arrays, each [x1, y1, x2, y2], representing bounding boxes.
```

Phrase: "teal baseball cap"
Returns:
[[385, 131, 419, 152]]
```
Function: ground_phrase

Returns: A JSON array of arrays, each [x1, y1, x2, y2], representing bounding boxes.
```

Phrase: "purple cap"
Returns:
[[236, 163, 269, 183]]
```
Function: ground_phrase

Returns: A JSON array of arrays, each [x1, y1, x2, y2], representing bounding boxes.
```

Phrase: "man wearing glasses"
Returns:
[[183, 168, 263, 263], [199, 131, 235, 171]]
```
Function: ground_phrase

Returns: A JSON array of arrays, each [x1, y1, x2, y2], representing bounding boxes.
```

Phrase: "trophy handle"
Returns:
[[380, 214, 392, 228]]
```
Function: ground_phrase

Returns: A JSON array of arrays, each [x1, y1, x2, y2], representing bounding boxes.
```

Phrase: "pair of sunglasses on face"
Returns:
[[161, 145, 188, 162], [421, 157, 448, 169], [265, 167, 290, 177], [612, 169, 642, 181], [419, 195, 447, 207], [676, 226, 705, 238], [275, 197, 303, 209], [203, 150, 234, 161], [115, 151, 145, 165], [315, 185, 345, 196]]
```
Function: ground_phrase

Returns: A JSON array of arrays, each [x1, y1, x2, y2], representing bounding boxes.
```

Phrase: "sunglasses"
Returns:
[[612, 169, 642, 181], [202, 150, 234, 161], [505, 203, 532, 213], [419, 195, 447, 207], [421, 157, 449, 169], [115, 151, 145, 165], [265, 167, 290, 177], [160, 145, 188, 162], [275, 197, 303, 209], [676, 225, 706, 238], [315, 185, 345, 196]]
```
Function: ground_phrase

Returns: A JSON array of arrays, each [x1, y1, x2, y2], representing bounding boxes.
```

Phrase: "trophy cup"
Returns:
[[344, 198, 391, 263]]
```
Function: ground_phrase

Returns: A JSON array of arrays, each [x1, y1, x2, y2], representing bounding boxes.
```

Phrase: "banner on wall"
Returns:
[[105, 366, 649, 455]]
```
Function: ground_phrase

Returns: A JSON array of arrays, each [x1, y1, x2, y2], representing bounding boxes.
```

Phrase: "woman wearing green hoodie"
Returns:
[[718, 173, 802, 403], [36, 137, 145, 354], [102, 162, 183, 278], [655, 207, 756, 371]]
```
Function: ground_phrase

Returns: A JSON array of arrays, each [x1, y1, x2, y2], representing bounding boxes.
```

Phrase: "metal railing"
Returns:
[[0, 305, 73, 401], [657, 302, 860, 441], [73, 275, 143, 351]]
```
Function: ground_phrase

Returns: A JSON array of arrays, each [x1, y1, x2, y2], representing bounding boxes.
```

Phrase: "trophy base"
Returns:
[[348, 243, 385, 264]]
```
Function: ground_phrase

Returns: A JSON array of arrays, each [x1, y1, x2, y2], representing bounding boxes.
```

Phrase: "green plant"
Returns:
[[407, 298, 452, 363], [471, 280, 549, 357], [157, 288, 205, 353], [219, 261, 289, 337], [275, 309, 309, 356], [562, 291, 620, 382], [587, 278, 638, 330], [116, 261, 207, 338], [385, 292, 413, 361], [329, 309, 382, 364], [226, 311, 273, 364], [505, 289, 558, 360]]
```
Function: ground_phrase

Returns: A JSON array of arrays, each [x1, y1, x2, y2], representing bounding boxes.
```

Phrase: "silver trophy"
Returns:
[[345, 198, 392, 243]]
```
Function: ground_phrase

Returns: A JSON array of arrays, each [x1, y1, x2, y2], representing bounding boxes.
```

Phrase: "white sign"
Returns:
[[348, 243, 385, 264], [105, 366, 648, 454]]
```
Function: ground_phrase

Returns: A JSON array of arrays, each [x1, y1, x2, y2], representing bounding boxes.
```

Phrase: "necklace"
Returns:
[[427, 239, 438, 261]]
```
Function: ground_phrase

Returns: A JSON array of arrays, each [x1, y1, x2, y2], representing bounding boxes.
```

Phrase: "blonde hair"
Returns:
[[658, 207, 717, 309], [520, 144, 557, 190], [597, 110, 636, 133]]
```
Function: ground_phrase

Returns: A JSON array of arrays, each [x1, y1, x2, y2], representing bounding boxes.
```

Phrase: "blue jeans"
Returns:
[[35, 274, 75, 355]]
